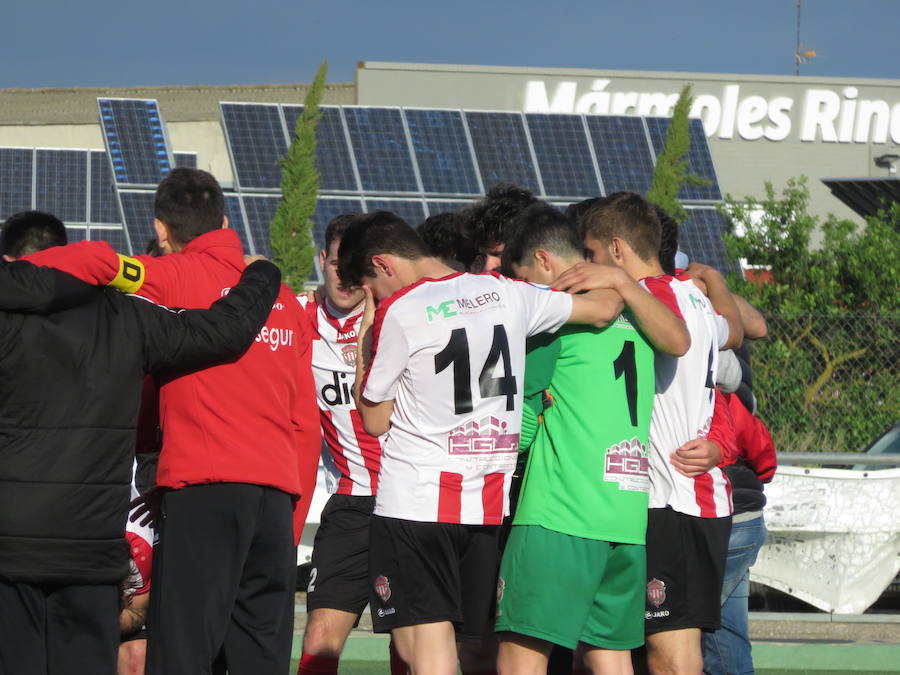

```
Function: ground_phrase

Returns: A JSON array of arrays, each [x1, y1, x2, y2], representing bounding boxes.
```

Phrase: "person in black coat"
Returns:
[[0, 211, 281, 675]]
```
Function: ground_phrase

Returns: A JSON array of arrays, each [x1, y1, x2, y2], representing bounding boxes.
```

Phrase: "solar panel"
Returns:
[[90, 151, 120, 224], [220, 103, 286, 191], [241, 195, 281, 257], [426, 200, 474, 216], [0, 148, 34, 218], [363, 198, 427, 227], [464, 112, 541, 194], [174, 152, 198, 169], [311, 197, 364, 251], [680, 207, 733, 273], [90, 226, 131, 254], [224, 194, 254, 254], [404, 109, 480, 195], [34, 149, 87, 223], [585, 116, 655, 195], [283, 106, 359, 192], [343, 108, 419, 193], [98, 99, 171, 186], [526, 114, 601, 199], [65, 226, 88, 242], [645, 117, 721, 200], [117, 190, 157, 254]]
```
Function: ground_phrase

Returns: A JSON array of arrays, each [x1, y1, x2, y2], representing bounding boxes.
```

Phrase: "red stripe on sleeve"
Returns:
[[724, 471, 733, 511], [709, 389, 739, 467], [481, 473, 505, 525], [350, 408, 382, 494], [642, 276, 684, 321], [125, 531, 153, 595], [321, 411, 353, 494], [693, 472, 717, 518], [437, 472, 463, 523]]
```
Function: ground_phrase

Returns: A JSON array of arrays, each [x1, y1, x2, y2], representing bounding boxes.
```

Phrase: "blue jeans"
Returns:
[[702, 514, 767, 675]]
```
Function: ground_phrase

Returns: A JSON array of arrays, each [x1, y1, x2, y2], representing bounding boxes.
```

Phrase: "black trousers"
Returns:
[[146, 483, 296, 675], [0, 580, 119, 675]]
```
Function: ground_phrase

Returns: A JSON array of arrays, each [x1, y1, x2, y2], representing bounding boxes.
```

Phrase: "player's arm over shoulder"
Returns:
[[568, 289, 624, 328], [617, 277, 690, 356], [24, 240, 176, 302]]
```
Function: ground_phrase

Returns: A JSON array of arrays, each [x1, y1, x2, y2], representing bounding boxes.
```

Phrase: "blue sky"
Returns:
[[2, 0, 897, 88]]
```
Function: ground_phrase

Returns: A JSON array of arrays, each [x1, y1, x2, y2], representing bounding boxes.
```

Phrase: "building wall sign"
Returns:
[[525, 80, 900, 145]]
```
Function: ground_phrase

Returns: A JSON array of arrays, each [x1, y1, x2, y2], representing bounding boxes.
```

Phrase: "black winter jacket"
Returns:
[[0, 260, 280, 585]]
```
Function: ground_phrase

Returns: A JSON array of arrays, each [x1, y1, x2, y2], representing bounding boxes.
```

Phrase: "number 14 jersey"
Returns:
[[363, 271, 572, 525]]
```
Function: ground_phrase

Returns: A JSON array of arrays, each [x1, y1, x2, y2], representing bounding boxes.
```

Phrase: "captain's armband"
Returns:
[[110, 254, 146, 293]]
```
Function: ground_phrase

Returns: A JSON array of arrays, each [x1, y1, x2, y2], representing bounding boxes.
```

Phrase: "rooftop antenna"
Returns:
[[795, 0, 817, 75]]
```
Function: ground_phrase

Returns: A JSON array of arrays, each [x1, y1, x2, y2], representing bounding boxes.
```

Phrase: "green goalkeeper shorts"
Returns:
[[495, 524, 645, 650]]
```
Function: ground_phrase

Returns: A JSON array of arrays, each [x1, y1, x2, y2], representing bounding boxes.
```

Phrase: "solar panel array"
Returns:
[[219, 103, 728, 273], [681, 207, 731, 271], [98, 98, 172, 187], [0, 148, 130, 246], [0, 99, 730, 272]]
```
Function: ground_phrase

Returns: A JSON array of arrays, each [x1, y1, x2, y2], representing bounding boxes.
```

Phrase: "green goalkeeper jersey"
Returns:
[[513, 313, 655, 544]]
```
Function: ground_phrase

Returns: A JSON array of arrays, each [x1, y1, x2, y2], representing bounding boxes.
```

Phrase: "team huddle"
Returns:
[[0, 169, 769, 675]]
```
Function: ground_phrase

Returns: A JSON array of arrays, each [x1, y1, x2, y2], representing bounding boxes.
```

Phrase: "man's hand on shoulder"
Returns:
[[552, 261, 629, 294], [243, 254, 269, 265]]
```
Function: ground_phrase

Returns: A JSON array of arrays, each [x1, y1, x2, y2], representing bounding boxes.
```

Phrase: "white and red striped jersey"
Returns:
[[363, 271, 572, 525], [298, 295, 384, 496], [640, 274, 733, 518]]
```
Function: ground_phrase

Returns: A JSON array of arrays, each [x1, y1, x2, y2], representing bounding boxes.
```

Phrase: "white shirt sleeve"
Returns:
[[714, 313, 730, 349], [510, 280, 574, 338], [362, 303, 410, 403]]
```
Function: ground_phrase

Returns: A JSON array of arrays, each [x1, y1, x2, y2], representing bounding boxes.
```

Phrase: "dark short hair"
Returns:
[[459, 182, 538, 251], [1, 210, 68, 257], [337, 211, 430, 287], [324, 213, 361, 252], [653, 204, 679, 275], [417, 212, 478, 270], [582, 192, 661, 262], [502, 203, 584, 270], [154, 168, 225, 245], [565, 197, 603, 227]]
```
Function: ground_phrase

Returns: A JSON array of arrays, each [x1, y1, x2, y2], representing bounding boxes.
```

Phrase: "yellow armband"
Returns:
[[110, 254, 146, 293]]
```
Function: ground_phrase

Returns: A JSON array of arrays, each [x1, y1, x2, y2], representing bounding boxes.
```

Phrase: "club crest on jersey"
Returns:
[[496, 577, 506, 604], [647, 578, 666, 608], [374, 575, 391, 603], [342, 343, 357, 367]]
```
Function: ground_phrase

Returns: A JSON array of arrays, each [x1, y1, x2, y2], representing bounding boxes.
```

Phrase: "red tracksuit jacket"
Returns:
[[27, 229, 320, 543]]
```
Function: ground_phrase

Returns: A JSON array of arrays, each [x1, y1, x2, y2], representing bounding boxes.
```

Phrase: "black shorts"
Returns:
[[644, 508, 731, 634], [120, 627, 148, 643], [306, 494, 375, 616], [368, 515, 501, 641]]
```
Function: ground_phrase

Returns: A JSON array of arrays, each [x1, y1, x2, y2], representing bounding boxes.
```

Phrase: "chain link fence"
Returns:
[[749, 314, 900, 454]]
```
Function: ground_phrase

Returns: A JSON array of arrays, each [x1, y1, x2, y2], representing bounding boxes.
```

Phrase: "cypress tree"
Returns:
[[269, 59, 328, 290], [646, 84, 709, 224]]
